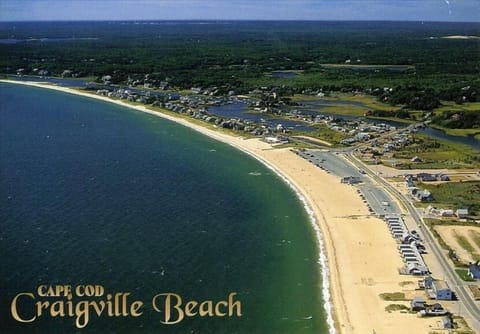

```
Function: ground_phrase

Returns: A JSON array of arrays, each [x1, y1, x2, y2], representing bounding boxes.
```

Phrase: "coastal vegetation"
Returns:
[[419, 181, 480, 215], [391, 134, 480, 169], [298, 125, 349, 145], [379, 292, 407, 301], [385, 304, 410, 313], [431, 109, 480, 131]]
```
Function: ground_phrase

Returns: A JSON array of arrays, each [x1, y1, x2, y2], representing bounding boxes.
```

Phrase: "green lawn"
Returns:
[[455, 269, 476, 282], [391, 134, 480, 169]]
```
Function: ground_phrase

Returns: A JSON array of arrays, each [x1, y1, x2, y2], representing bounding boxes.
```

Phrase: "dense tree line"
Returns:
[[431, 110, 480, 129]]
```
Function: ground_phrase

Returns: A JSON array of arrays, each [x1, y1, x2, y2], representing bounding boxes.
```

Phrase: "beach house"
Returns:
[[424, 278, 453, 300], [411, 297, 426, 312]]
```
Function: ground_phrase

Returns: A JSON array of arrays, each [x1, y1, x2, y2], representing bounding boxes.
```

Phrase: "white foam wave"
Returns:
[[233, 148, 336, 334], [272, 167, 336, 334]]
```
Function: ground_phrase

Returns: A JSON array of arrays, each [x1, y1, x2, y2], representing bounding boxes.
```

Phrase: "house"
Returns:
[[456, 208, 469, 218], [417, 173, 437, 182], [440, 209, 454, 217], [431, 280, 453, 300], [411, 297, 426, 311], [404, 174, 418, 181], [439, 174, 450, 181], [468, 262, 480, 280], [420, 303, 448, 316], [413, 189, 434, 202], [406, 262, 429, 275]]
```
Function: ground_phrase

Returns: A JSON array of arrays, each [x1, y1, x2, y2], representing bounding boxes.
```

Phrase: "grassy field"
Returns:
[[317, 105, 367, 116], [435, 101, 480, 112], [470, 230, 480, 248], [454, 234, 476, 254], [296, 125, 349, 145], [425, 218, 479, 267], [429, 125, 480, 138], [391, 134, 480, 169], [420, 181, 480, 215], [319, 63, 415, 71], [291, 92, 401, 112], [430, 102, 480, 137]]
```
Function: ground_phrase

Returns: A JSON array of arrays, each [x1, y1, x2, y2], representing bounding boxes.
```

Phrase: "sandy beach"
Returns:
[[1, 80, 440, 333]]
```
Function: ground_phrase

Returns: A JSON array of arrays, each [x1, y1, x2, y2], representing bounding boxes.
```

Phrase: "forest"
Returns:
[[1, 20, 479, 111]]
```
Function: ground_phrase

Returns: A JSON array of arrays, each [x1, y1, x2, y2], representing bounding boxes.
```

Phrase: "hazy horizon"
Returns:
[[1, 0, 479, 23]]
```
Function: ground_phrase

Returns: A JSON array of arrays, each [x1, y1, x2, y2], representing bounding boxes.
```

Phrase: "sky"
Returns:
[[0, 0, 479, 22]]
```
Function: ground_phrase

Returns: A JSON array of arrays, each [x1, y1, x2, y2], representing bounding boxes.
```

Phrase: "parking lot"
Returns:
[[297, 149, 401, 216]]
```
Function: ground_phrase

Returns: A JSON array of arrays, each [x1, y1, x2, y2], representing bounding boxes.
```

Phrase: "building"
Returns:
[[411, 188, 434, 202], [439, 174, 450, 181], [431, 280, 453, 300], [468, 262, 480, 280], [411, 297, 426, 311], [406, 262, 429, 275], [456, 208, 469, 218], [417, 173, 436, 182]]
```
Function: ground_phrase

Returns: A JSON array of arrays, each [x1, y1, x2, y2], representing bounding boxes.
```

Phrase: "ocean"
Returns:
[[0, 83, 328, 333]]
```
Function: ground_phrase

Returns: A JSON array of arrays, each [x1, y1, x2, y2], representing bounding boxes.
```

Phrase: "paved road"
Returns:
[[344, 151, 480, 333]]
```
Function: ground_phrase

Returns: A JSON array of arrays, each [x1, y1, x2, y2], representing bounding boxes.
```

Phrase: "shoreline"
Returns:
[[1, 80, 439, 333]]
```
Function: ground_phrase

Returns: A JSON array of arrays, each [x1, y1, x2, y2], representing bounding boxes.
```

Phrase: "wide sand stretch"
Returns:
[[1, 80, 439, 333]]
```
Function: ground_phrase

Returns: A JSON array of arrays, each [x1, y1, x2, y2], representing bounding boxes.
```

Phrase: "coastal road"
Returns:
[[344, 152, 480, 333]]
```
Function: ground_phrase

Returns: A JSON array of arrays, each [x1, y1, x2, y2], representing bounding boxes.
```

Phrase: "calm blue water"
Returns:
[[0, 83, 328, 333]]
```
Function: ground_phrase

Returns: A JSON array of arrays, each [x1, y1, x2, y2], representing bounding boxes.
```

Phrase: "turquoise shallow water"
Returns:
[[0, 83, 328, 333]]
